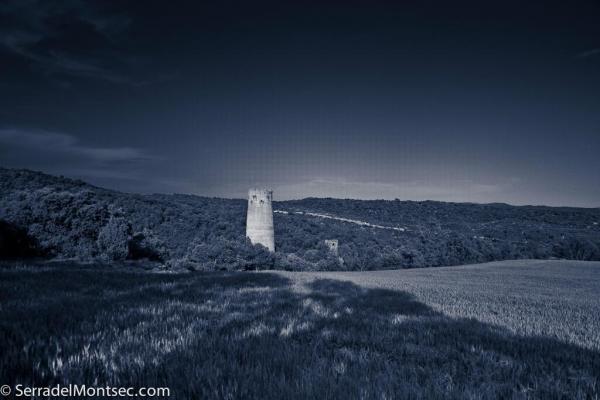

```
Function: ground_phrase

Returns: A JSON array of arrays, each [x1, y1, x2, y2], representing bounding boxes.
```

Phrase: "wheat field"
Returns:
[[1, 260, 599, 399]]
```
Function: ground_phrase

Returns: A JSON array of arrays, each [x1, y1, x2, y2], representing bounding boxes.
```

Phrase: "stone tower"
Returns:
[[324, 239, 339, 256], [246, 188, 275, 252]]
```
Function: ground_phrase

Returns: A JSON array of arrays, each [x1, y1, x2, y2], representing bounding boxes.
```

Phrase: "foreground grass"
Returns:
[[1, 261, 599, 399]]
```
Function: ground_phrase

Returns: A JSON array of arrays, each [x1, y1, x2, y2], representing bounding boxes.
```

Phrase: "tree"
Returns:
[[97, 211, 131, 262]]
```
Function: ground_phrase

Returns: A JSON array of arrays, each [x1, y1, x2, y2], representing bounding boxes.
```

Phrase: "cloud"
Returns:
[[0, 128, 162, 188], [576, 48, 600, 59], [0, 0, 143, 84], [0, 128, 154, 163]]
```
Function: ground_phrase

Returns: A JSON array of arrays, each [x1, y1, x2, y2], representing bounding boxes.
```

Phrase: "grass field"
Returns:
[[1, 260, 599, 399]]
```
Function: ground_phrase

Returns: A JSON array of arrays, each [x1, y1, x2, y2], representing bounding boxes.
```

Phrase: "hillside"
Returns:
[[1, 168, 599, 270]]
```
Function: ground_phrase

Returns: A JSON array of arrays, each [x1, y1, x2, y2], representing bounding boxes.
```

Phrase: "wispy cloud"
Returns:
[[0, 128, 162, 187], [576, 48, 600, 59], [0, 129, 154, 163], [0, 0, 144, 85]]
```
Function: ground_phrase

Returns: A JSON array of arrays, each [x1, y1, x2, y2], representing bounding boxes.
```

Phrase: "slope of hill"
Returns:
[[1, 168, 599, 270]]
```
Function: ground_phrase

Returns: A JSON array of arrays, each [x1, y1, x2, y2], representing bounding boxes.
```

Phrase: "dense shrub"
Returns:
[[0, 220, 42, 258], [128, 228, 169, 261], [97, 212, 132, 262], [184, 236, 273, 271], [0, 187, 111, 259], [553, 237, 600, 261]]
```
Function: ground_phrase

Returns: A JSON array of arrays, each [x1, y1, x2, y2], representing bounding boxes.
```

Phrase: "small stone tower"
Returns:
[[246, 189, 275, 252], [324, 239, 339, 256]]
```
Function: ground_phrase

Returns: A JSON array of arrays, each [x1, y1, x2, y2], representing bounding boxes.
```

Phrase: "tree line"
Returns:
[[1, 168, 599, 270]]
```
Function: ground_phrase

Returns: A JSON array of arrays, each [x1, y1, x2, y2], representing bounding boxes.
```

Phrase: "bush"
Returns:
[[273, 252, 314, 271], [97, 212, 131, 262], [184, 236, 273, 271], [553, 237, 600, 261], [128, 228, 169, 261], [0, 220, 42, 259]]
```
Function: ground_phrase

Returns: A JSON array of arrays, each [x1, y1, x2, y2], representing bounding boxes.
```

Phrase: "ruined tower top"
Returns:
[[248, 188, 273, 204], [246, 188, 275, 252]]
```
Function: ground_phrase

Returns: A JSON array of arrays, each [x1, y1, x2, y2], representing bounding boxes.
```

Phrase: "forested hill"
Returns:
[[1, 168, 599, 271]]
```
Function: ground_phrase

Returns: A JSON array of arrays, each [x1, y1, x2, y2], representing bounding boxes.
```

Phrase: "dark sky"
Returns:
[[1, 0, 599, 206]]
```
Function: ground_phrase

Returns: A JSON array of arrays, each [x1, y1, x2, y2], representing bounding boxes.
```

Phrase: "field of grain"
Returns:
[[279, 259, 600, 351], [1, 260, 599, 399]]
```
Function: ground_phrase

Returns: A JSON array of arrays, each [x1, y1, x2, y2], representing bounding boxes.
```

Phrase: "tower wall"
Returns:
[[324, 239, 339, 256], [246, 188, 275, 252]]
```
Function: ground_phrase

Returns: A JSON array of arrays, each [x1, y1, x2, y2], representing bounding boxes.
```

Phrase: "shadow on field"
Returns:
[[1, 265, 599, 399]]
